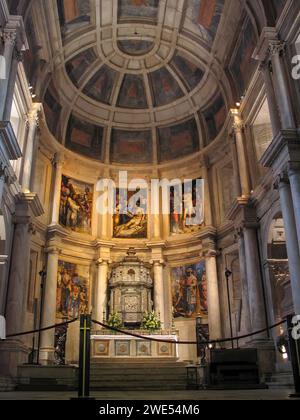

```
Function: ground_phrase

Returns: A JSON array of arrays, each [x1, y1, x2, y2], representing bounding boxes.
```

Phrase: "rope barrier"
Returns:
[[92, 319, 286, 346], [6, 318, 79, 339]]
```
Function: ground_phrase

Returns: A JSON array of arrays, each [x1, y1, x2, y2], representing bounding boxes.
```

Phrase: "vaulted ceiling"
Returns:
[[21, 0, 267, 166]]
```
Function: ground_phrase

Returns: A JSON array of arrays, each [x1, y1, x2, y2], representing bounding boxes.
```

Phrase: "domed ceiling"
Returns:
[[42, 0, 229, 165]]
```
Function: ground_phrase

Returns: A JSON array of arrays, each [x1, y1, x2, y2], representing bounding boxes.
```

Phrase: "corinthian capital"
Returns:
[[268, 41, 286, 58], [2, 30, 17, 47]]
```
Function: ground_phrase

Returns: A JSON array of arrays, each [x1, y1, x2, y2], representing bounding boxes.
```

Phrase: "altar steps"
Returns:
[[90, 362, 188, 391]]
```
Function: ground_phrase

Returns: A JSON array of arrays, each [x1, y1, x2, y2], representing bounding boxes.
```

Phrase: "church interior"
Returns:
[[0, 0, 300, 400]]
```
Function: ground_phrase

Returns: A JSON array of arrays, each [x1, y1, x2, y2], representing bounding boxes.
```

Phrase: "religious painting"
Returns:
[[170, 179, 204, 235], [83, 65, 117, 105], [113, 187, 148, 239], [202, 94, 227, 143], [66, 48, 97, 88], [229, 16, 257, 97], [66, 114, 104, 160], [118, 0, 159, 21], [171, 53, 204, 91], [158, 119, 199, 163], [56, 261, 89, 319], [57, 0, 91, 38], [110, 129, 152, 164], [117, 74, 148, 109], [118, 40, 154, 56], [184, 0, 225, 44], [172, 261, 208, 319], [59, 175, 93, 234], [149, 67, 184, 107]]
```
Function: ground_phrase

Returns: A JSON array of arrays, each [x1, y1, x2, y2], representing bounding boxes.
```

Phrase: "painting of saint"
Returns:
[[56, 261, 89, 319], [170, 179, 204, 235], [118, 0, 159, 20], [58, 0, 91, 38], [184, 0, 225, 44], [113, 188, 148, 238], [59, 175, 93, 235], [172, 262, 208, 319], [229, 17, 257, 97]]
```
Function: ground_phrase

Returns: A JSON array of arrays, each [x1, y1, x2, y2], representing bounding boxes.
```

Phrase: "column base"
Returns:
[[0, 339, 29, 377], [39, 347, 55, 365]]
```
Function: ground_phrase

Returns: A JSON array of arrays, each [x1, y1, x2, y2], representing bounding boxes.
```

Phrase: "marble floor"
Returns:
[[0, 389, 298, 400]]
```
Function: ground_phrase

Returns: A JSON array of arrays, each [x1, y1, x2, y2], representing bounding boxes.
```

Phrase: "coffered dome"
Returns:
[[41, 0, 230, 165]]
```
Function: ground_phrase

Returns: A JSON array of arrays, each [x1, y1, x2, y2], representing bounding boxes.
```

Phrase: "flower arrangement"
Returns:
[[107, 312, 122, 331], [142, 311, 161, 332]]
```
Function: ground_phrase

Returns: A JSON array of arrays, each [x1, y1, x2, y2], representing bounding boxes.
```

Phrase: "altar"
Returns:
[[91, 334, 179, 360]]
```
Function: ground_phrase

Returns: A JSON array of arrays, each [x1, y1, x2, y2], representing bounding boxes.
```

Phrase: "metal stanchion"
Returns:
[[72, 314, 94, 400], [287, 315, 300, 398]]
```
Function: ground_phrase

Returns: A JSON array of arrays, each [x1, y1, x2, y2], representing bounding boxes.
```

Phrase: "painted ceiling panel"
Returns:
[[171, 53, 204, 90], [65, 48, 97, 87], [118, 0, 160, 21], [117, 74, 148, 109], [149, 67, 184, 107], [82, 65, 118, 104], [111, 129, 153, 164]]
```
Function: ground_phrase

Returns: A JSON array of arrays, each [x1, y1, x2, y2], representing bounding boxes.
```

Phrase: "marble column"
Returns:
[[205, 253, 222, 340], [39, 247, 60, 364], [243, 226, 267, 336], [288, 165, 300, 255], [259, 62, 281, 136], [236, 231, 252, 334], [95, 260, 109, 323], [0, 163, 7, 208], [22, 110, 39, 192], [229, 135, 242, 198], [51, 154, 64, 225], [275, 174, 300, 314], [0, 30, 16, 120], [3, 49, 22, 121], [269, 42, 295, 129], [153, 261, 165, 328], [231, 111, 251, 197], [5, 217, 31, 337]]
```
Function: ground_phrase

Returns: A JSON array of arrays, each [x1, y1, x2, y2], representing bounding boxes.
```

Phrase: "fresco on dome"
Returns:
[[185, 0, 225, 44], [57, 0, 91, 38], [118, 0, 159, 20], [111, 129, 152, 164], [229, 16, 257, 97], [113, 187, 148, 239], [83, 65, 117, 105], [59, 175, 93, 235], [66, 49, 97, 88], [158, 119, 199, 162], [43, 82, 62, 140], [202, 94, 227, 143], [66, 114, 104, 161], [149, 67, 184, 107], [56, 261, 89, 319], [172, 261, 208, 319], [118, 40, 154, 55], [117, 74, 148, 109], [171, 53, 204, 91], [170, 179, 205, 236]]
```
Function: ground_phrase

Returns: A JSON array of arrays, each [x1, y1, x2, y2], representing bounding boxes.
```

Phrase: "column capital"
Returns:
[[274, 171, 290, 191], [268, 41, 286, 58], [97, 258, 111, 266], [45, 246, 61, 256], [253, 27, 278, 62], [150, 259, 165, 267], [52, 152, 65, 168], [0, 162, 10, 184], [230, 109, 244, 133], [1, 30, 17, 47], [228, 197, 258, 231]]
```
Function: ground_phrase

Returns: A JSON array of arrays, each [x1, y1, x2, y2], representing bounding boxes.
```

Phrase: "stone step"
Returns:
[[265, 373, 294, 390], [0, 376, 15, 392]]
